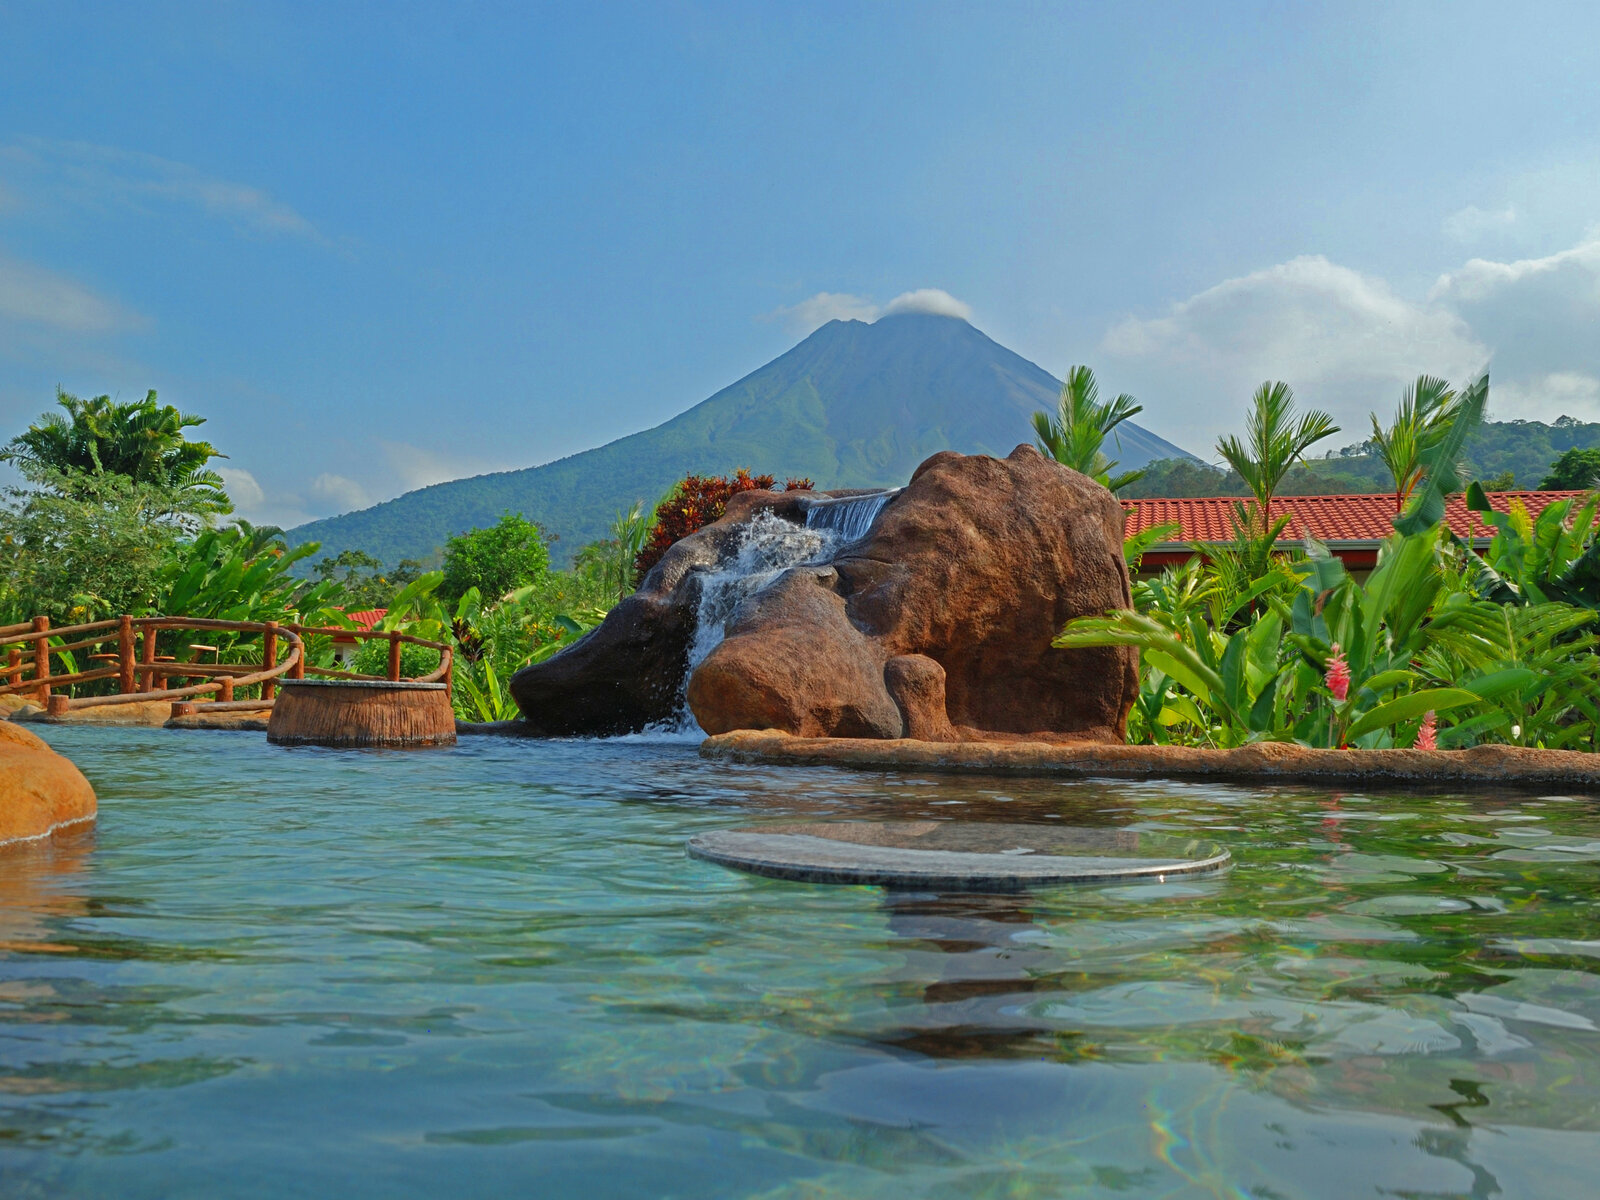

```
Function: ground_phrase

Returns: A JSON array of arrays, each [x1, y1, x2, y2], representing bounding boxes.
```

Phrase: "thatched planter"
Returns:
[[267, 680, 456, 748]]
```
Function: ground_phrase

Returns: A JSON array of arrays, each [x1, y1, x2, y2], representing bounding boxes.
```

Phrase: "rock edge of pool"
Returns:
[[699, 728, 1600, 788]]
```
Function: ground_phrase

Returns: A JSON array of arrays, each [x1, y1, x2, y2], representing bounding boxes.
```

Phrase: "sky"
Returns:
[[2, 1, 1599, 528]]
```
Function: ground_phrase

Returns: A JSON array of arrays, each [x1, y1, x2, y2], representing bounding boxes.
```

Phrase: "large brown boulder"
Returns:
[[0, 721, 97, 844], [690, 446, 1137, 742], [510, 446, 1138, 742]]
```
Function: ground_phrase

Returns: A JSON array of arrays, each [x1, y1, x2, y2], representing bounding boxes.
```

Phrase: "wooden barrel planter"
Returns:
[[266, 679, 456, 748]]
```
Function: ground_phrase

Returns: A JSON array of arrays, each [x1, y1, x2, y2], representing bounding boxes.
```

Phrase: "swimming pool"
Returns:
[[3, 727, 1598, 1197]]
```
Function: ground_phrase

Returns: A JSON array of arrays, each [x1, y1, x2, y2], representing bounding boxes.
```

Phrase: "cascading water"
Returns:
[[671, 493, 897, 729], [803, 490, 897, 543], [683, 511, 834, 679]]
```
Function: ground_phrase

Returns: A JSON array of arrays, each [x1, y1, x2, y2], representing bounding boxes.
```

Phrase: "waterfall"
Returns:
[[684, 511, 836, 680], [803, 490, 897, 543], [668, 493, 896, 730]]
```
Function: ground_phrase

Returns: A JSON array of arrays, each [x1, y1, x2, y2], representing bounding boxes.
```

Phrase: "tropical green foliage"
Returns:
[[1369, 375, 1464, 509], [1, 389, 231, 515], [1067, 524, 1598, 750], [1542, 447, 1600, 491], [573, 500, 656, 604], [1031, 366, 1146, 491], [312, 549, 426, 609], [154, 523, 344, 626], [1460, 484, 1600, 609], [350, 636, 440, 680], [1070, 378, 1600, 752], [443, 572, 611, 721], [439, 511, 550, 607], [1215, 381, 1340, 526], [0, 468, 194, 623]]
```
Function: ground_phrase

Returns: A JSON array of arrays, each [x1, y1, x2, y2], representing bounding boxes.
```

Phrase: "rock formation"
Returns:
[[510, 446, 1138, 742], [0, 720, 97, 844]]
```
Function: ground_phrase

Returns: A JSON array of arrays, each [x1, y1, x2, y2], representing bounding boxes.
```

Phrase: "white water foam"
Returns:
[[684, 510, 835, 678], [804, 490, 896, 543], [655, 495, 897, 734]]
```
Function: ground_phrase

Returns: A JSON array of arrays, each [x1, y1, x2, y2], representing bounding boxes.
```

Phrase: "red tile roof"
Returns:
[[1124, 491, 1591, 545], [343, 608, 388, 630]]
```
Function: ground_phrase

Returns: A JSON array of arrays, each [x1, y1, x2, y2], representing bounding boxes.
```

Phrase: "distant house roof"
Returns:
[[344, 608, 387, 631], [1123, 491, 1591, 562]]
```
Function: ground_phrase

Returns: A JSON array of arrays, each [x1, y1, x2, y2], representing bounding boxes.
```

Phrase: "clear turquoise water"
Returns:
[[3, 727, 1600, 1198]]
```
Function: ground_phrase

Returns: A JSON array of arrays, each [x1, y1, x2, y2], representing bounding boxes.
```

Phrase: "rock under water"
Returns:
[[509, 446, 1138, 742]]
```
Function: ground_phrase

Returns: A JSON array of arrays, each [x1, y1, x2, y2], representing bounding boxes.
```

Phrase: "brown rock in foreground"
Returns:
[[702, 729, 1600, 789], [0, 721, 97, 844], [513, 446, 1138, 742]]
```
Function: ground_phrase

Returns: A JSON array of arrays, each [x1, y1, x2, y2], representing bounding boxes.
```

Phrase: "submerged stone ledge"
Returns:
[[700, 729, 1600, 790]]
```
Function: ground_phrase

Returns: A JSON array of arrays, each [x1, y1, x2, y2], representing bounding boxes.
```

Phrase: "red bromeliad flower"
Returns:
[[1325, 643, 1351, 703], [1415, 710, 1437, 751]]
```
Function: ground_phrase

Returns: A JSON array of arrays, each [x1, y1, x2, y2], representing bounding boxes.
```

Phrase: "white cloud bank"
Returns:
[[0, 138, 321, 240], [1100, 238, 1600, 454], [0, 252, 143, 332], [768, 288, 972, 335], [311, 473, 373, 512]]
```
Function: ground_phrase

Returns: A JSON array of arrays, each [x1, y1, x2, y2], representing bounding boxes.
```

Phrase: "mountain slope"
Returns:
[[287, 313, 1196, 566]]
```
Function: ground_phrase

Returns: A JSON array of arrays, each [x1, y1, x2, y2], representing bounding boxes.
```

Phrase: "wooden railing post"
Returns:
[[118, 614, 135, 693], [261, 621, 279, 701], [31, 616, 50, 703], [290, 629, 305, 680], [387, 630, 401, 681], [6, 647, 20, 690], [140, 621, 158, 692], [219, 676, 234, 703]]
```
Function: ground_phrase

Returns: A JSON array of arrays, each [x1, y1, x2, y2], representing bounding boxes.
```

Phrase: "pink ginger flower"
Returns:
[[1325, 643, 1351, 703], [1415, 711, 1437, 751]]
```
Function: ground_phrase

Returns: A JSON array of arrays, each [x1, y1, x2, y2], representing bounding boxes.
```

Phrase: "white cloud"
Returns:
[[881, 288, 973, 320], [310, 472, 373, 512], [766, 287, 974, 335], [379, 440, 505, 493], [1430, 238, 1600, 304], [1490, 372, 1600, 423], [1104, 255, 1485, 382], [766, 291, 881, 335], [0, 138, 320, 240], [213, 466, 319, 529], [0, 253, 143, 332], [1443, 203, 1518, 244], [217, 467, 266, 511], [1100, 237, 1600, 453]]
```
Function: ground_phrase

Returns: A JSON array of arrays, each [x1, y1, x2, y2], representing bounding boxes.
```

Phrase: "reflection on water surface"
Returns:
[[1, 727, 1598, 1198]]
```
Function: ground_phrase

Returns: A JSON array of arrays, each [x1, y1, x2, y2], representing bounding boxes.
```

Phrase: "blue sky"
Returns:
[[2, 1, 1599, 527]]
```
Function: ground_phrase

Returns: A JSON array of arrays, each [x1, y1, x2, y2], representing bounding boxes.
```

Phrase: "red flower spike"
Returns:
[[1415, 711, 1437, 751], [1325, 643, 1351, 703]]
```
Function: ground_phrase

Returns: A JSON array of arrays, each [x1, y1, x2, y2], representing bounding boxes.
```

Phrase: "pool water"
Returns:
[[3, 727, 1599, 1198]]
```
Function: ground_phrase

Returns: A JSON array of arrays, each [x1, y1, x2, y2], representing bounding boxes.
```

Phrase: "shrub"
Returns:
[[350, 636, 440, 680], [439, 512, 550, 606], [0, 468, 203, 623], [1542, 447, 1600, 491], [633, 470, 812, 579]]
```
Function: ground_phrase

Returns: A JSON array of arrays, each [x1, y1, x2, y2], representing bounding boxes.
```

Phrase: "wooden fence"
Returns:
[[0, 615, 453, 718]]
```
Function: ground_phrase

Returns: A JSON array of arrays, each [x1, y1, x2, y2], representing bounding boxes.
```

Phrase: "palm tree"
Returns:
[[1216, 381, 1340, 533], [1, 388, 231, 514], [1031, 365, 1146, 492], [1370, 375, 1460, 513]]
